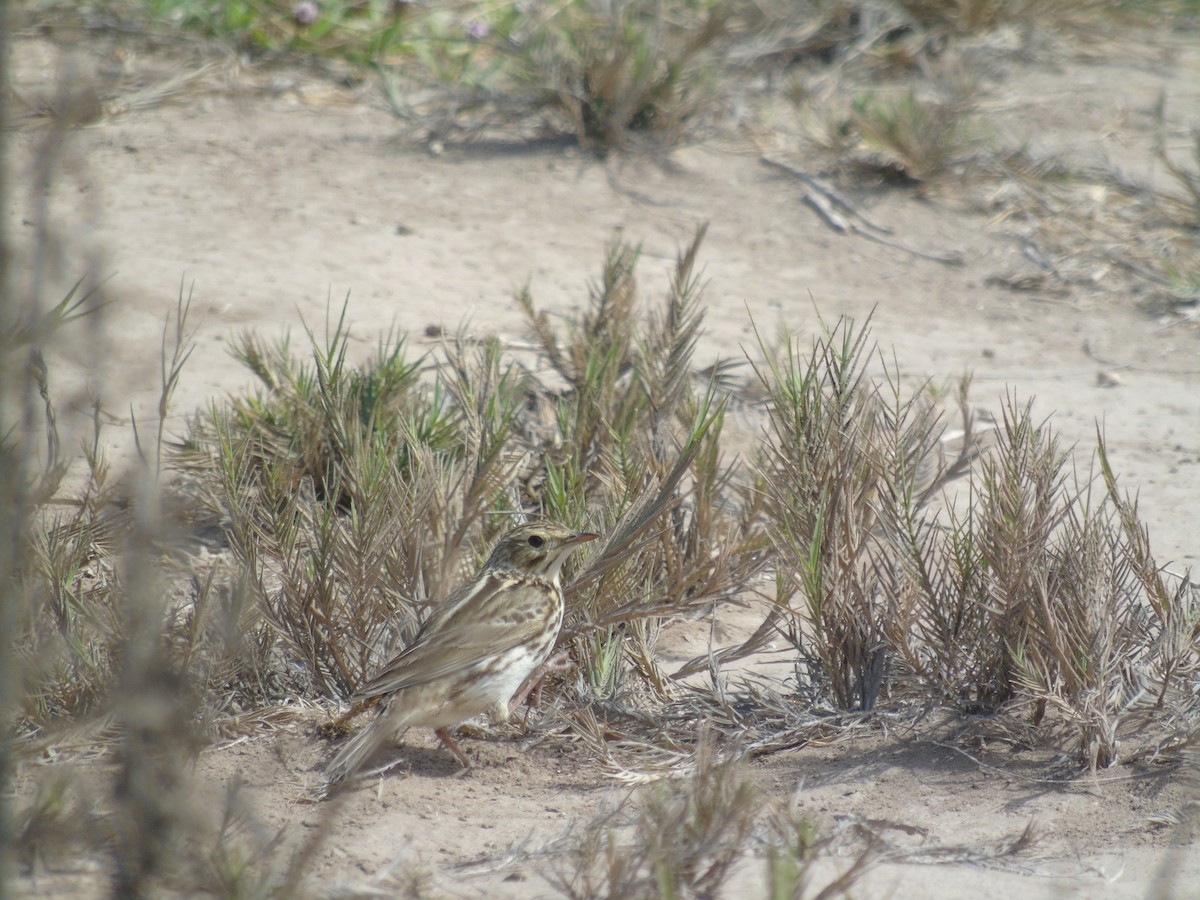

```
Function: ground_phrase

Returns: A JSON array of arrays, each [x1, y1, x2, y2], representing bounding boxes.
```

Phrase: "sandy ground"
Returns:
[[6, 20, 1199, 899]]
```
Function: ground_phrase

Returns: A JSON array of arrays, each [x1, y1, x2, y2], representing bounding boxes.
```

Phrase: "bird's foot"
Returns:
[[509, 650, 573, 724], [435, 727, 473, 768]]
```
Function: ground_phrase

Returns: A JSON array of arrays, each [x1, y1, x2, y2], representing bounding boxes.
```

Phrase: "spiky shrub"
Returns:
[[197, 308, 430, 503], [176, 309, 531, 698], [507, 0, 730, 150], [884, 398, 1200, 768], [753, 315, 959, 711], [973, 401, 1074, 712], [171, 227, 765, 715], [517, 227, 770, 707], [883, 398, 1063, 709], [750, 312, 1198, 767], [1006, 497, 1143, 770], [1050, 432, 1198, 769], [882, 477, 994, 708], [848, 85, 982, 182]]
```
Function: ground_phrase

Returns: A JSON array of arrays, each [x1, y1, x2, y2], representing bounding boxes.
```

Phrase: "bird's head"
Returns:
[[484, 523, 599, 582]]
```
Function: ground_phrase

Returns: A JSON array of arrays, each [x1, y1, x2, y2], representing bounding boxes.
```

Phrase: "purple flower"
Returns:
[[465, 19, 490, 40], [292, 1, 319, 26]]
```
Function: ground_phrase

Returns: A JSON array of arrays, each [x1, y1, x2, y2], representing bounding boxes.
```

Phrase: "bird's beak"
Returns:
[[566, 532, 599, 545]]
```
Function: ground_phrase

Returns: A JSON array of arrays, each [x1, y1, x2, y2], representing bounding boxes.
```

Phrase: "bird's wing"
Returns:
[[354, 572, 559, 699]]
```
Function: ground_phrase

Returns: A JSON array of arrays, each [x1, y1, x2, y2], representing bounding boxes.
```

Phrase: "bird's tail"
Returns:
[[324, 707, 403, 786]]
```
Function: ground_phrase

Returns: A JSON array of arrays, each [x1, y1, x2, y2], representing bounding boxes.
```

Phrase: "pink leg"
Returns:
[[435, 727, 472, 767], [509, 650, 573, 722]]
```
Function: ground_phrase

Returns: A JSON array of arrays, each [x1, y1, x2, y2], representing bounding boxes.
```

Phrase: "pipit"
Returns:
[[324, 522, 597, 784]]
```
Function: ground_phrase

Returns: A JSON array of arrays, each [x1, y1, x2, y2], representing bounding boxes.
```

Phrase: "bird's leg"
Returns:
[[435, 727, 472, 767], [509, 650, 573, 724]]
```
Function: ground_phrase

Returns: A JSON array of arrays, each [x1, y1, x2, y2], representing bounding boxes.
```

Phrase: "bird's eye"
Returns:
[[527, 534, 545, 549]]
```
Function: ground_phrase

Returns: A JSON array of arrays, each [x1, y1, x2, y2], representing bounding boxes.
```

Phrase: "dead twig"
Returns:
[[761, 156, 964, 266]]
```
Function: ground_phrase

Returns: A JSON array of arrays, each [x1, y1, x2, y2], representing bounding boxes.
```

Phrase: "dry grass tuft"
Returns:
[[549, 735, 877, 898], [508, 0, 733, 150], [754, 313, 978, 712]]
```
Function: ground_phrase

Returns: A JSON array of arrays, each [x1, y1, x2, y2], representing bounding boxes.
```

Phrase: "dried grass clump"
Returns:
[[506, 0, 733, 150], [518, 227, 770, 705], [549, 737, 876, 899], [846, 83, 985, 183], [680, 312, 1199, 772], [164, 227, 766, 719], [753, 315, 977, 713], [175, 307, 531, 698], [551, 739, 757, 898], [888, 400, 1200, 770]]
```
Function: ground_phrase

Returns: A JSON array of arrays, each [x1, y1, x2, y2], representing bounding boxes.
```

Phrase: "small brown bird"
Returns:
[[324, 522, 597, 784]]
